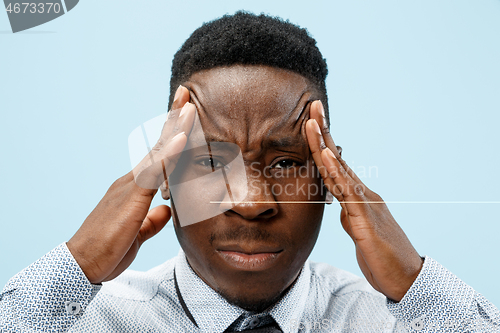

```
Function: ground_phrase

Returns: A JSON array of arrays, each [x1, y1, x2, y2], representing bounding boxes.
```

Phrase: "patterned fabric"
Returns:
[[0, 245, 101, 332], [175, 251, 310, 332], [0, 243, 498, 332]]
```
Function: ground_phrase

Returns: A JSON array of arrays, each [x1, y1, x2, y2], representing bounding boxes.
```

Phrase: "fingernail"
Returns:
[[322, 148, 337, 171], [317, 100, 325, 118], [171, 131, 185, 142], [324, 148, 336, 160], [173, 85, 183, 102], [179, 102, 192, 118], [312, 119, 322, 135]]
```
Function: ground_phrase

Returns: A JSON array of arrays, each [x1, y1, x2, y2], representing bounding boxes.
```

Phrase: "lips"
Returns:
[[216, 244, 283, 271], [217, 244, 282, 254]]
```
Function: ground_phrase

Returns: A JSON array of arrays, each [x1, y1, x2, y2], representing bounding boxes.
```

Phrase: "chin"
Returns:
[[212, 267, 300, 312], [215, 284, 285, 312]]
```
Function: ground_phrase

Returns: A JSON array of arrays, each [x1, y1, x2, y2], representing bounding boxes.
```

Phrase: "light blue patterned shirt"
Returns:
[[0, 243, 499, 332]]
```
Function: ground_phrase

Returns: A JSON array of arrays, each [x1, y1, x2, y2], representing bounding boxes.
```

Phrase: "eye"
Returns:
[[272, 159, 299, 169], [197, 157, 226, 170]]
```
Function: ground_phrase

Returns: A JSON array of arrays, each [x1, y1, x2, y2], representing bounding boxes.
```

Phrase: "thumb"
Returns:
[[138, 205, 172, 244]]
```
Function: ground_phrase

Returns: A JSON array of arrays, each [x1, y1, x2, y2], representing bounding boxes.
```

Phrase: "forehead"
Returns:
[[185, 65, 316, 148], [188, 65, 310, 110]]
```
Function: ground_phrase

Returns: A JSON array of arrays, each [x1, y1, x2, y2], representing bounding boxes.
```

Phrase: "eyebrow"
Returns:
[[203, 133, 306, 150], [203, 133, 229, 144], [264, 135, 306, 150]]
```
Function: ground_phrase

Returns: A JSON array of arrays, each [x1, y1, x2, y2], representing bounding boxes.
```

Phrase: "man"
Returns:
[[1, 12, 498, 332]]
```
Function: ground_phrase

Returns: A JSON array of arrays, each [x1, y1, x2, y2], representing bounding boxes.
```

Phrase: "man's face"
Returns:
[[171, 65, 325, 312]]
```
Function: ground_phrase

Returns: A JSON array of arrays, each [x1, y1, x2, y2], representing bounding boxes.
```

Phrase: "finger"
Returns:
[[305, 118, 328, 178], [138, 205, 172, 244], [307, 117, 370, 208], [310, 100, 340, 158], [321, 147, 368, 202], [172, 85, 190, 111], [321, 148, 377, 231], [157, 98, 196, 149], [306, 119, 348, 201], [134, 131, 188, 189], [133, 100, 196, 190], [310, 101, 361, 183]]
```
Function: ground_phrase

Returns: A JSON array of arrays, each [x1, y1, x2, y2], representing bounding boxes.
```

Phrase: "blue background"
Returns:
[[1, 0, 499, 307]]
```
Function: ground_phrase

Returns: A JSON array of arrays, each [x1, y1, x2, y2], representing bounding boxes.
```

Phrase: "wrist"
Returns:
[[391, 255, 425, 302]]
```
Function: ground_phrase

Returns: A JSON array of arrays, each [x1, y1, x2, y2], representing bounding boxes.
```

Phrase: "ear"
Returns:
[[160, 179, 170, 200]]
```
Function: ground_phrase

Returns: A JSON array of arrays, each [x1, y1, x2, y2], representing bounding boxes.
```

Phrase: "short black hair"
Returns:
[[169, 11, 329, 121]]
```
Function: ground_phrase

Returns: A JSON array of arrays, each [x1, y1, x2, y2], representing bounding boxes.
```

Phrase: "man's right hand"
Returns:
[[67, 86, 195, 284]]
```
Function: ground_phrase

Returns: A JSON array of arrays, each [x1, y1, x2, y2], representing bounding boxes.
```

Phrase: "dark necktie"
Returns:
[[235, 325, 282, 332], [224, 314, 283, 333]]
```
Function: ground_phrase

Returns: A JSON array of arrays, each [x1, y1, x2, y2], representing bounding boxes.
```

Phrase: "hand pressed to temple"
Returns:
[[305, 100, 424, 302], [66, 86, 195, 284]]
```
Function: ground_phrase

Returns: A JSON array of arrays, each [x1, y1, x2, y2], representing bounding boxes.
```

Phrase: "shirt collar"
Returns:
[[174, 249, 310, 333], [268, 262, 310, 333], [175, 249, 244, 332]]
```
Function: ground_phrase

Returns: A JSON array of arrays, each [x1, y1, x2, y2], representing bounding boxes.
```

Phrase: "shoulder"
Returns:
[[306, 261, 391, 316], [70, 257, 181, 331], [308, 261, 377, 296], [300, 261, 396, 328]]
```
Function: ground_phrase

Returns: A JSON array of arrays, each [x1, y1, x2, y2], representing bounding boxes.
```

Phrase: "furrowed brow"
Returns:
[[265, 136, 306, 150], [203, 133, 227, 143], [202, 133, 306, 151]]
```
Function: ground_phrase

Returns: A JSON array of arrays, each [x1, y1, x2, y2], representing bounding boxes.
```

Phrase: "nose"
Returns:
[[221, 171, 278, 220]]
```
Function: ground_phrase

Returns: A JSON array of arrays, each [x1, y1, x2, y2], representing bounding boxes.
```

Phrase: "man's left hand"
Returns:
[[305, 100, 424, 302]]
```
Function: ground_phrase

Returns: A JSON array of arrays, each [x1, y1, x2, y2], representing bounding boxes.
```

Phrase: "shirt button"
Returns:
[[410, 315, 425, 331], [249, 317, 260, 328], [65, 301, 81, 315]]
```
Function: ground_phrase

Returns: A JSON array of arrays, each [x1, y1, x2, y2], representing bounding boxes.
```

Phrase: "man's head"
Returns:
[[167, 12, 330, 312], [168, 11, 329, 125]]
